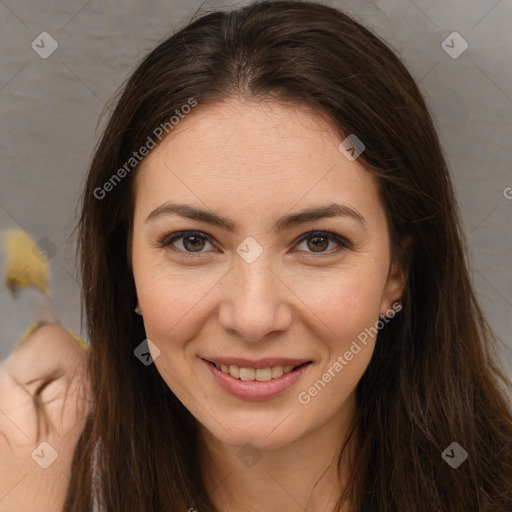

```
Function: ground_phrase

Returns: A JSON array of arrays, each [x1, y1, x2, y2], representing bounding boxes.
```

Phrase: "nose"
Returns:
[[217, 253, 293, 343]]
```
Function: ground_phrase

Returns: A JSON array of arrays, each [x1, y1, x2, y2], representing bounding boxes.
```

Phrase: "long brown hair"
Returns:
[[65, 1, 512, 510]]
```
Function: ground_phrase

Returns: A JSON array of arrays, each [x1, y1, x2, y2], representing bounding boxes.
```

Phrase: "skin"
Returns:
[[131, 98, 407, 512], [0, 324, 91, 511]]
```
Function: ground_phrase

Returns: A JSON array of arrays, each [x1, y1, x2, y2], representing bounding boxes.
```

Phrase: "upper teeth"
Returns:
[[215, 363, 297, 381]]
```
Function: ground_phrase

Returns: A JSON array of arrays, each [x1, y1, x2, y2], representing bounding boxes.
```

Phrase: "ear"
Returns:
[[380, 236, 411, 316]]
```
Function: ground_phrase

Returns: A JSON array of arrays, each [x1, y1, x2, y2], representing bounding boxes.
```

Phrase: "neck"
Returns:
[[198, 392, 359, 512]]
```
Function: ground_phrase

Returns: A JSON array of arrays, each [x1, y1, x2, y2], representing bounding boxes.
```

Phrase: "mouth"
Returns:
[[202, 357, 313, 400], [202, 358, 312, 382]]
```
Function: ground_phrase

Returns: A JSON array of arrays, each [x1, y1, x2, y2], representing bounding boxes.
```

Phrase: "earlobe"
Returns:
[[134, 299, 143, 316]]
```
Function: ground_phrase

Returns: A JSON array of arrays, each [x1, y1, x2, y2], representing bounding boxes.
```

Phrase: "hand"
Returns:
[[0, 324, 91, 511]]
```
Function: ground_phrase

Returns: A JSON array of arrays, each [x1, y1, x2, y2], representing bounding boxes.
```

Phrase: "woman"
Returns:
[[3, 1, 512, 510]]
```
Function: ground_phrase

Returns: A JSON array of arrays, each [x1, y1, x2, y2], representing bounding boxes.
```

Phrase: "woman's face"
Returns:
[[131, 98, 405, 451]]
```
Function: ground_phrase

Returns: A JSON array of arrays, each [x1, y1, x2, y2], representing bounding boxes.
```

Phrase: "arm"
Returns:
[[0, 324, 92, 512]]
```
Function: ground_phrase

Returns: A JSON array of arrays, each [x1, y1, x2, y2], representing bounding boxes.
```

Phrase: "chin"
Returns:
[[202, 418, 304, 452]]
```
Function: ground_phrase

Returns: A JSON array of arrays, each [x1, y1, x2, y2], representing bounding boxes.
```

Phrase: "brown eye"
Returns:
[[181, 234, 206, 252], [307, 235, 329, 252], [158, 231, 214, 255], [295, 231, 350, 254]]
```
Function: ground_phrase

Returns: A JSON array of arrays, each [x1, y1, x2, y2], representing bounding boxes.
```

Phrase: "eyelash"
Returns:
[[157, 230, 351, 257]]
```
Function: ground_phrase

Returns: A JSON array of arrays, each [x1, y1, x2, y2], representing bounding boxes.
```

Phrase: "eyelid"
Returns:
[[157, 230, 215, 254], [294, 230, 352, 251], [157, 229, 352, 256]]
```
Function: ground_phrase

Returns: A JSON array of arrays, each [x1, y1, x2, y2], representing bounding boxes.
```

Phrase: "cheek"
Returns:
[[289, 260, 388, 399], [293, 269, 385, 408], [132, 243, 221, 347], [289, 261, 387, 337]]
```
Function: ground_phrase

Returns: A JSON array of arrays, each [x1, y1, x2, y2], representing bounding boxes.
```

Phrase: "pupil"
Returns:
[[310, 236, 327, 252], [184, 235, 204, 252]]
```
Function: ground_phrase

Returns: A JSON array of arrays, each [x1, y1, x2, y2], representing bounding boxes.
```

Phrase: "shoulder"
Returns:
[[0, 324, 92, 511]]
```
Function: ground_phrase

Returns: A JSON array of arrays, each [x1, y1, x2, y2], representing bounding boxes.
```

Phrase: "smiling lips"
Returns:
[[203, 357, 313, 400], [203, 357, 312, 382]]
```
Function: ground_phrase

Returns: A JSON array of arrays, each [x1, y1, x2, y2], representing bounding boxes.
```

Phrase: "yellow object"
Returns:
[[15, 321, 89, 352], [2, 229, 88, 353], [66, 329, 90, 352], [5, 230, 50, 295]]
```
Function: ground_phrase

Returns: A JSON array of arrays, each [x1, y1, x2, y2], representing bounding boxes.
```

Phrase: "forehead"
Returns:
[[139, 98, 344, 169], [133, 98, 382, 225]]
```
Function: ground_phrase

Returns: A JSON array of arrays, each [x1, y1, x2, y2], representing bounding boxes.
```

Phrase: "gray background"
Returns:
[[0, 0, 511, 379]]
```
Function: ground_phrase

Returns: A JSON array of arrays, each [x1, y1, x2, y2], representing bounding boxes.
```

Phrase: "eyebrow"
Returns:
[[145, 202, 366, 232]]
